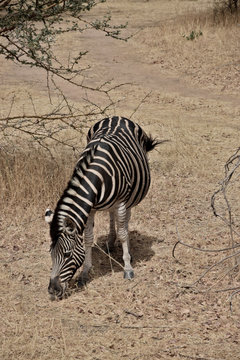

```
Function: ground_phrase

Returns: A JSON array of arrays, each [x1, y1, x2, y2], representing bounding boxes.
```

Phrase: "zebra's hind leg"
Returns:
[[106, 210, 116, 252], [116, 203, 133, 279], [78, 211, 95, 286]]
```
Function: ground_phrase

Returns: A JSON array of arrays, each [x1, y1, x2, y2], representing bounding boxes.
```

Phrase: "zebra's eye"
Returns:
[[64, 250, 72, 259]]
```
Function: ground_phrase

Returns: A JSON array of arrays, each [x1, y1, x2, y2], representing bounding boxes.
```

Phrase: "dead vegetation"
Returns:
[[1, 1, 240, 359], [134, 0, 240, 95], [173, 147, 240, 300]]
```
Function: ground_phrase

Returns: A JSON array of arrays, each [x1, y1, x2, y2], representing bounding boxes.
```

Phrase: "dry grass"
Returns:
[[0, 149, 75, 214], [134, 4, 240, 95], [1, 1, 240, 359]]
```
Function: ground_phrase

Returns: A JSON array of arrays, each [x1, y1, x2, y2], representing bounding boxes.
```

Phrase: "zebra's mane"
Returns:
[[75, 145, 96, 175]]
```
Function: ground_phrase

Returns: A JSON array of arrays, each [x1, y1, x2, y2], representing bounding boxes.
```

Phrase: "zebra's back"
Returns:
[[84, 116, 152, 210]]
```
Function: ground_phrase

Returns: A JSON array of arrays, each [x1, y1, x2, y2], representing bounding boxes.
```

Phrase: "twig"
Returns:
[[185, 250, 240, 289], [129, 91, 152, 119], [173, 238, 240, 258], [208, 262, 240, 292], [173, 223, 240, 290], [229, 289, 240, 312], [93, 242, 124, 270], [105, 241, 114, 274], [215, 286, 240, 293], [211, 148, 240, 266], [178, 354, 210, 360], [7, 94, 15, 118], [60, 318, 171, 331], [124, 309, 143, 319]]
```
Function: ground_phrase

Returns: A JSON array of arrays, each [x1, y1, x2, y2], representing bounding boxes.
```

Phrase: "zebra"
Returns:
[[45, 116, 161, 299]]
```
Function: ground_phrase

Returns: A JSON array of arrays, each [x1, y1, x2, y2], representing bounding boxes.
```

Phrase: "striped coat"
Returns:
[[46, 116, 160, 299]]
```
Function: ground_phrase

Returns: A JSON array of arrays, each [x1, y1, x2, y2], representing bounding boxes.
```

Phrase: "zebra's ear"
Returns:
[[45, 209, 54, 224], [63, 217, 77, 235]]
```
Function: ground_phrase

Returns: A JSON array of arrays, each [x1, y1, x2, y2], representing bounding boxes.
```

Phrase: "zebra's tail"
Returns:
[[145, 135, 169, 152]]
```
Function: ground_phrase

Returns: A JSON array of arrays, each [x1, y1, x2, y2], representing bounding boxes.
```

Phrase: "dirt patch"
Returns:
[[1, 1, 240, 359]]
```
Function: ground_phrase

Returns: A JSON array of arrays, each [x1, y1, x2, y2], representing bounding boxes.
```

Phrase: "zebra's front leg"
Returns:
[[79, 211, 95, 286], [116, 203, 133, 279]]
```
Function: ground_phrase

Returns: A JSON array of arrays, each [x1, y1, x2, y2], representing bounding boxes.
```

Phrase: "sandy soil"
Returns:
[[1, 1, 240, 359]]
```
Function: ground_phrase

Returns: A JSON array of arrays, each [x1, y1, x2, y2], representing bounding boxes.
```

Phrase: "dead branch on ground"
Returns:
[[173, 148, 240, 307], [211, 147, 240, 249]]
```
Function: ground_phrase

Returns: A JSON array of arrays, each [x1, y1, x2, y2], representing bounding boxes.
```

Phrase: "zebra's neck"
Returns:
[[54, 145, 101, 234], [56, 179, 96, 234]]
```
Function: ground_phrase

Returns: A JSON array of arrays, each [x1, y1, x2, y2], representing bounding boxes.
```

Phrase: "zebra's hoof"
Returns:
[[124, 270, 134, 280]]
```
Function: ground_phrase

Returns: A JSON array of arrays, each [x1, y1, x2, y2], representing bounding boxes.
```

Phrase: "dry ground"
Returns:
[[1, 1, 240, 359]]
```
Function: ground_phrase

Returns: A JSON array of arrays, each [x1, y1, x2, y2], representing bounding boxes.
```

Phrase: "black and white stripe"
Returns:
[[46, 116, 160, 299]]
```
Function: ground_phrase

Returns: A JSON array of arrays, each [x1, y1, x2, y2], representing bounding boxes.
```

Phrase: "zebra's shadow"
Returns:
[[79, 230, 157, 285], [67, 231, 158, 296]]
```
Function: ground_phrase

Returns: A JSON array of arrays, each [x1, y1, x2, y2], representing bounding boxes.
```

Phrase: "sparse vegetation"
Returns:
[[182, 30, 203, 40]]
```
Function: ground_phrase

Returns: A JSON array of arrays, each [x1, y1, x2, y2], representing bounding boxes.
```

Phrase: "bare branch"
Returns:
[[174, 149, 240, 302], [129, 91, 152, 120]]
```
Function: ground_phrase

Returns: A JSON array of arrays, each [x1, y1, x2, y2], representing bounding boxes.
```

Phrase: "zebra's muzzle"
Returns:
[[48, 276, 65, 299]]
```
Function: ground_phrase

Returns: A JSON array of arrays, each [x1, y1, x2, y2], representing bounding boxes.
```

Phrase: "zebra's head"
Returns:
[[45, 209, 85, 300]]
